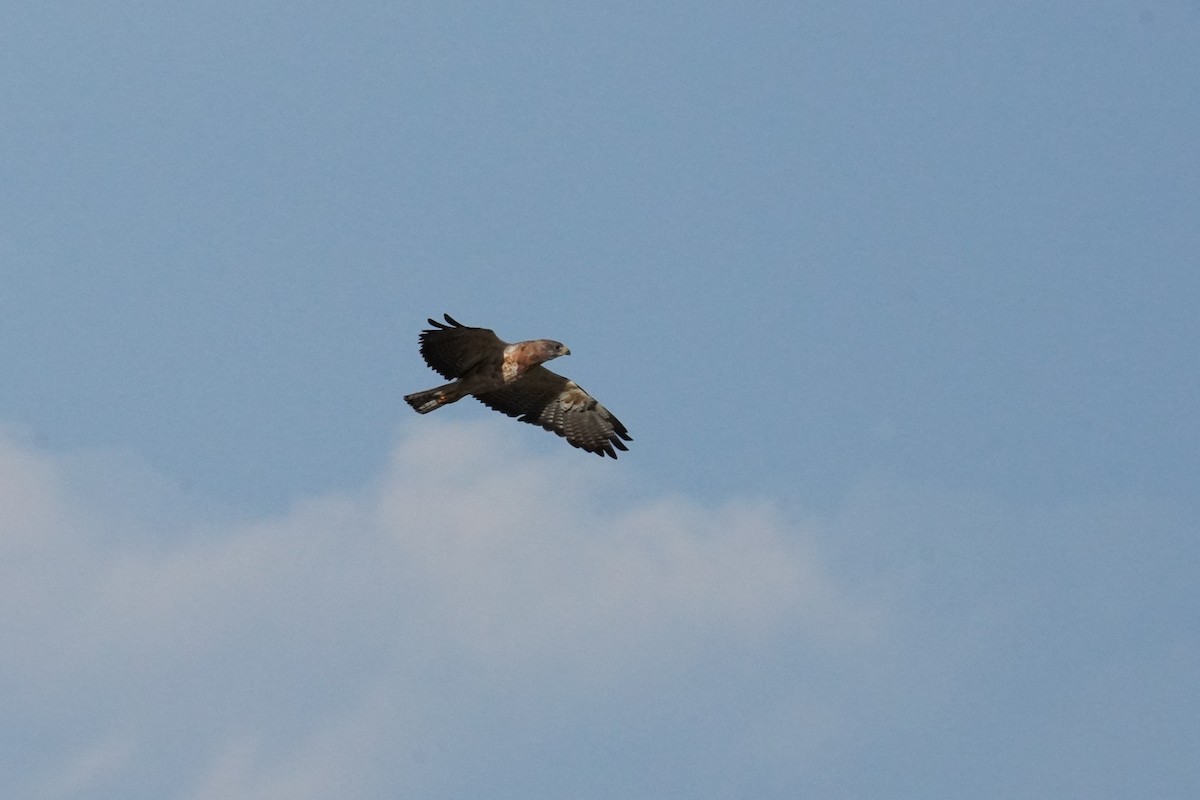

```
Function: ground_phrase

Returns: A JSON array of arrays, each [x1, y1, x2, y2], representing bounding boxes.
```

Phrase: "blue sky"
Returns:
[[2, 3, 1198, 798]]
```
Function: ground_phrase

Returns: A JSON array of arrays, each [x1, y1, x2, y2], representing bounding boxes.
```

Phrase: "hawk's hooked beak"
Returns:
[[561, 345, 571, 356]]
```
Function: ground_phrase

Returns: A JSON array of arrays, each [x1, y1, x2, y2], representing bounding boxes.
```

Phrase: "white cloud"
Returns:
[[5, 422, 1196, 798], [0, 420, 882, 800]]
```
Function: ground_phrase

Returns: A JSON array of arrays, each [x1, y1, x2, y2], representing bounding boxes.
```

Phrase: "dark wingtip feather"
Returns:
[[425, 314, 463, 330]]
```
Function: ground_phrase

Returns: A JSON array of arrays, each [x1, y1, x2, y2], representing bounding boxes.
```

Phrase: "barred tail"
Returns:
[[404, 383, 462, 414]]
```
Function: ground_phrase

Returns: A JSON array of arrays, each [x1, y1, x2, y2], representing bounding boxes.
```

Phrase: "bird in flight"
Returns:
[[404, 314, 632, 458]]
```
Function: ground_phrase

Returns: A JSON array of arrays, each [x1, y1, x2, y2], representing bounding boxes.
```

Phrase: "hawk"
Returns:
[[404, 314, 632, 458]]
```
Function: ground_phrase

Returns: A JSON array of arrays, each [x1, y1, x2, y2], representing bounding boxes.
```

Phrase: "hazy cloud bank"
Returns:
[[4, 422, 1195, 798], [2, 421, 886, 799]]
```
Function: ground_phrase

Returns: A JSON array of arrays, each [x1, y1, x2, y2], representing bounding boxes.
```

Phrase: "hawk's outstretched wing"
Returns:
[[417, 314, 507, 380], [476, 366, 631, 459]]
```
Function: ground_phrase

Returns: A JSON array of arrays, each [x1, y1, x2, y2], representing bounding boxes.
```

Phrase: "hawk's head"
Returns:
[[539, 340, 570, 360]]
